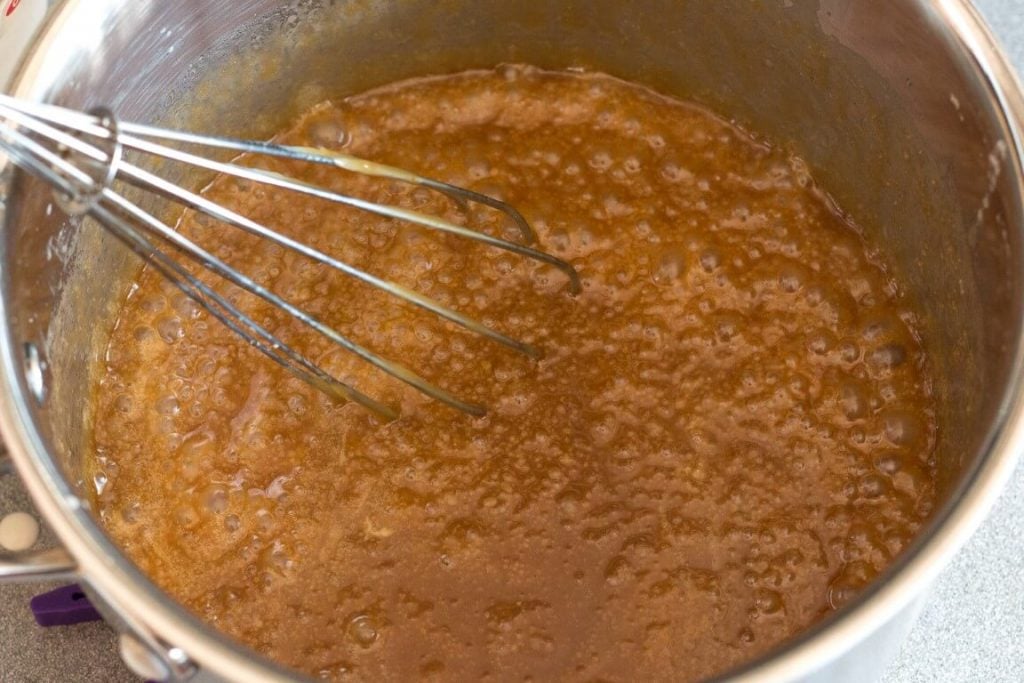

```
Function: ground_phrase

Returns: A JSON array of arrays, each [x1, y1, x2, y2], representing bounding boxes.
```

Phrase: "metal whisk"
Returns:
[[0, 94, 581, 420]]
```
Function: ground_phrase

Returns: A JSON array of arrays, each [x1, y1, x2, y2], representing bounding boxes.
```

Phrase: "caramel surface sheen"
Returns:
[[92, 67, 938, 682]]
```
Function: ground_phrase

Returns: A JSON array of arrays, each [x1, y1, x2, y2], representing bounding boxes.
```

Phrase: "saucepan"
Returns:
[[1, 1, 1022, 681]]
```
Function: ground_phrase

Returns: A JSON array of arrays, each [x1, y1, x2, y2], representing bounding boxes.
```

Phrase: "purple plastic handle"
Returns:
[[30, 583, 103, 627]]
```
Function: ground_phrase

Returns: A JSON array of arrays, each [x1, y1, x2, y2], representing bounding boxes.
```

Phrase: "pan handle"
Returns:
[[0, 454, 78, 583]]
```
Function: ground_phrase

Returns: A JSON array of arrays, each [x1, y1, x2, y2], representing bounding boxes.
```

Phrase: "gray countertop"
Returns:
[[2, 1, 1024, 681]]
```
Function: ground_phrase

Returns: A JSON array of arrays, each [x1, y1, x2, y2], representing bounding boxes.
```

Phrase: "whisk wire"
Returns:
[[1, 95, 581, 291], [116, 163, 544, 359], [1, 98, 540, 358], [0, 119, 399, 415], [16, 108, 492, 414], [0, 115, 406, 417], [0, 94, 581, 417], [72, 116, 540, 244], [100, 203, 403, 421]]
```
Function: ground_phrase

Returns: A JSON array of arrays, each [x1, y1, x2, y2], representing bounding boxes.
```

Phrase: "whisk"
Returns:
[[0, 94, 581, 420]]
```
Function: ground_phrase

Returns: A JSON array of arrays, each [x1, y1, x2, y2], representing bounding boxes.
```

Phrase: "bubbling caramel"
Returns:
[[91, 66, 937, 681]]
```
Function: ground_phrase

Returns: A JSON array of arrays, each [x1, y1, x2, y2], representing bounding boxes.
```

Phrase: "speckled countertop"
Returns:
[[2, 2, 1023, 681]]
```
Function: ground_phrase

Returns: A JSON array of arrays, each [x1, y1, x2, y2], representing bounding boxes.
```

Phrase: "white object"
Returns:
[[0, 510, 39, 550], [0, 0, 48, 91]]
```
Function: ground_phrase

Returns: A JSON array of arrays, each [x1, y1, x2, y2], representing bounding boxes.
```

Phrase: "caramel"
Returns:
[[91, 66, 937, 681]]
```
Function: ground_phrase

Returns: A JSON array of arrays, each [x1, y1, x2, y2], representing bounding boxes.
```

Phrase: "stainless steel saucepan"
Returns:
[[1, 1, 1022, 681]]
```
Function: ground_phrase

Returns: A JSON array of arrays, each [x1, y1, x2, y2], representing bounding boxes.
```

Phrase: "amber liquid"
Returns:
[[91, 66, 937, 681]]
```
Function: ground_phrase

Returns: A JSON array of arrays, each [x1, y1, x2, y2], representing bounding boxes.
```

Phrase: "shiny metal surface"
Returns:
[[0, 94, 579, 419], [0, 1, 1022, 681], [0, 545, 76, 582]]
